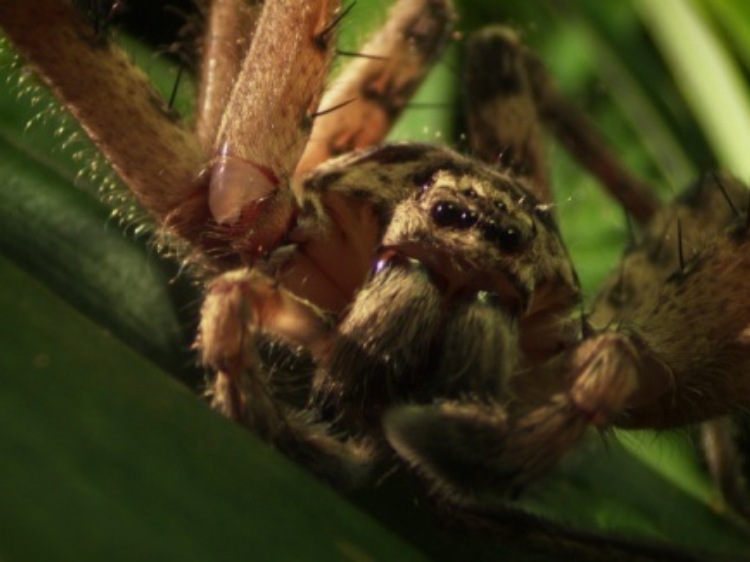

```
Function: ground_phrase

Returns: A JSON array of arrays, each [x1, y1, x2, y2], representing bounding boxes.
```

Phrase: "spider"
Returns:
[[3, 0, 750, 542]]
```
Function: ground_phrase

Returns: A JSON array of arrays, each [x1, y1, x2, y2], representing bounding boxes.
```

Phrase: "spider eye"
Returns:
[[431, 201, 479, 229], [482, 220, 525, 253]]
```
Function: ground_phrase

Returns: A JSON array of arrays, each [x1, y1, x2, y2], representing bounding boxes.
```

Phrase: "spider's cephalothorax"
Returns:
[[4, 0, 750, 512], [293, 144, 580, 434]]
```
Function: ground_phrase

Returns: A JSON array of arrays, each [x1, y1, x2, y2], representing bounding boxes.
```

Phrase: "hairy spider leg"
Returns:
[[525, 43, 661, 224], [0, 0, 203, 232], [203, 0, 455, 267], [465, 28, 552, 203], [294, 0, 455, 180], [466, 26, 659, 223], [384, 330, 642, 499], [205, 0, 340, 254], [196, 0, 262, 151], [590, 173, 750, 515], [0, 0, 333, 264], [200, 269, 374, 488], [590, 174, 750, 427]]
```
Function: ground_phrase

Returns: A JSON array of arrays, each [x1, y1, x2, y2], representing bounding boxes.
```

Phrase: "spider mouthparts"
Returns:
[[208, 154, 279, 224]]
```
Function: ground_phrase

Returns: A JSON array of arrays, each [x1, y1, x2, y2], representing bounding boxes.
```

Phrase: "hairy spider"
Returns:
[[3, 0, 750, 539]]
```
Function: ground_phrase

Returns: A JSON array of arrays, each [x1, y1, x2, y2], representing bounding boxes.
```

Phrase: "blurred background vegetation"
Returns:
[[2, 1, 750, 560]]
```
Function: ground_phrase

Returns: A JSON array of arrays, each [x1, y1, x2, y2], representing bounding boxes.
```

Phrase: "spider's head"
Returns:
[[420, 168, 536, 257], [301, 143, 580, 324], [369, 145, 579, 319]]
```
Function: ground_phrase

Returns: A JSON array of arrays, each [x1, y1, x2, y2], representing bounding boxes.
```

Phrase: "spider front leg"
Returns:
[[0, 0, 340, 261], [384, 330, 647, 500], [200, 269, 374, 487], [202, 0, 340, 253]]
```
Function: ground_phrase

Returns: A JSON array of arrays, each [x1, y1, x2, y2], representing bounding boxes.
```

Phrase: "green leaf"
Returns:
[[635, 0, 750, 176], [0, 255, 427, 562]]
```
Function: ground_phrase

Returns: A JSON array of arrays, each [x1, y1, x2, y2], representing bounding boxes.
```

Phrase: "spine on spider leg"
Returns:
[[0, 0, 204, 229], [294, 0, 456, 177]]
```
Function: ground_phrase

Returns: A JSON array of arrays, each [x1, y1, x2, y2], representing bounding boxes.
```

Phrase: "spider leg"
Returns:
[[0, 0, 203, 228], [200, 268, 373, 487], [294, 0, 456, 178], [204, 0, 341, 256], [590, 174, 750, 426], [0, 1, 345, 263], [700, 418, 750, 519], [195, 0, 262, 151], [383, 331, 646, 500], [465, 26, 660, 222], [527, 48, 661, 223], [588, 173, 750, 514], [465, 28, 551, 203]]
